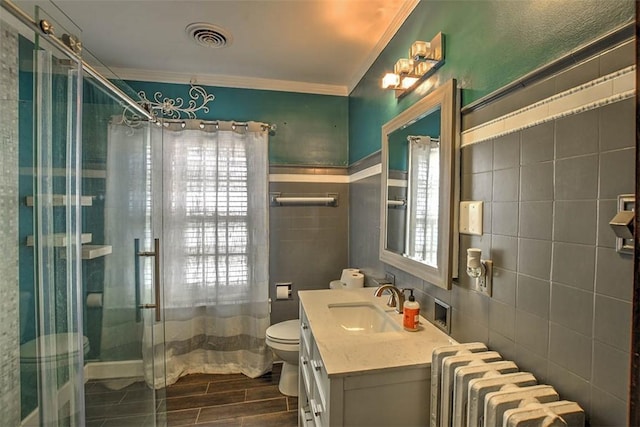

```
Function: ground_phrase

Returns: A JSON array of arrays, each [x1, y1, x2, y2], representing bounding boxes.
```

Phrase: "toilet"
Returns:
[[20, 332, 91, 378], [20, 292, 90, 401], [265, 319, 300, 396], [266, 269, 364, 396]]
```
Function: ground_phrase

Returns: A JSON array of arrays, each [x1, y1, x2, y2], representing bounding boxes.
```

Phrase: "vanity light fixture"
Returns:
[[381, 32, 445, 98], [466, 248, 493, 297]]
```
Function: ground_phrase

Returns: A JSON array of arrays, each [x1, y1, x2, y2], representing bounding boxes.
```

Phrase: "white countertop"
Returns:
[[298, 287, 456, 377]]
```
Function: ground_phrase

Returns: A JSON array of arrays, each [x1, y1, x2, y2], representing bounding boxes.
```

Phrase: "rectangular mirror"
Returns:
[[380, 79, 458, 289]]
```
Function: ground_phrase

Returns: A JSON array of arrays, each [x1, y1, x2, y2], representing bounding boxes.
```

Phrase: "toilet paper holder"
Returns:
[[275, 282, 292, 300]]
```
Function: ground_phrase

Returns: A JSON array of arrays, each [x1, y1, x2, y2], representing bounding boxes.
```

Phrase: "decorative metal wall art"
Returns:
[[121, 83, 215, 125], [139, 84, 215, 119]]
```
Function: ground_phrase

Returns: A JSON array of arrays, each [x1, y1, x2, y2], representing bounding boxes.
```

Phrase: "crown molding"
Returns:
[[346, 0, 420, 94], [102, 66, 349, 96]]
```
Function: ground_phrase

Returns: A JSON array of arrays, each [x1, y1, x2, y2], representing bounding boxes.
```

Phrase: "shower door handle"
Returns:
[[134, 238, 162, 322]]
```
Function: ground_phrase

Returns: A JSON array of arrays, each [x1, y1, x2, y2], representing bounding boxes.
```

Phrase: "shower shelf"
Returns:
[[80, 245, 112, 259], [59, 244, 112, 260], [26, 233, 92, 247], [26, 195, 93, 207]]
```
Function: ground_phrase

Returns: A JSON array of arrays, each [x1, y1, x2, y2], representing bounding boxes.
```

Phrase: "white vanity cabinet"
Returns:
[[298, 301, 433, 427]]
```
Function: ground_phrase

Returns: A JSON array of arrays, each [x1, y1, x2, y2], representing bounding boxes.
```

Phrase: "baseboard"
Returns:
[[84, 360, 143, 380]]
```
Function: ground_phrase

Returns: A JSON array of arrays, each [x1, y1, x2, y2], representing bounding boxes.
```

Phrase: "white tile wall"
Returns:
[[0, 20, 21, 426]]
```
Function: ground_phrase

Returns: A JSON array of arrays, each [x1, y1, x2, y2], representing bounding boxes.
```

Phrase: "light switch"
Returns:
[[459, 201, 483, 235]]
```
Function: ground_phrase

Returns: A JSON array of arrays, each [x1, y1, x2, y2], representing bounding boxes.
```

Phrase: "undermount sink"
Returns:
[[328, 302, 401, 334]]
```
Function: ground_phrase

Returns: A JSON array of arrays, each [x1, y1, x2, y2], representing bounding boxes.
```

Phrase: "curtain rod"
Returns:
[[159, 119, 276, 132], [1, 0, 154, 122]]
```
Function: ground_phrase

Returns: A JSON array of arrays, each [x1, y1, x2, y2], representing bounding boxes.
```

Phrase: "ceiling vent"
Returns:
[[185, 23, 232, 48]]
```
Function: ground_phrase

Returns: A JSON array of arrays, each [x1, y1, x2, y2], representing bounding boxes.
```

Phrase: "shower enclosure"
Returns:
[[2, 1, 168, 424]]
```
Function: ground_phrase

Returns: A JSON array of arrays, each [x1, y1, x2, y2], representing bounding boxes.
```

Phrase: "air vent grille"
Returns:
[[186, 23, 232, 48]]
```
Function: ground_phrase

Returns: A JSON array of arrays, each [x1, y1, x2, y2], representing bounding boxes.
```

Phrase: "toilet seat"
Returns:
[[266, 319, 299, 345], [20, 333, 90, 364]]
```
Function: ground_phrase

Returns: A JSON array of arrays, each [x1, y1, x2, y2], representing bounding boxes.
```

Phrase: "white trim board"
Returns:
[[388, 179, 407, 188], [269, 173, 349, 184], [269, 163, 381, 184], [461, 65, 636, 147]]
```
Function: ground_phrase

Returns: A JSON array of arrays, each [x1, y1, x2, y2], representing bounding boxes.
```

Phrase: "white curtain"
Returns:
[[103, 120, 272, 388], [145, 121, 272, 387], [406, 136, 440, 266]]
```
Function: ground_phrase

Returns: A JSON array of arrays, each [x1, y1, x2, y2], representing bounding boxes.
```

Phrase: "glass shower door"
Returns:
[[31, 8, 85, 425], [97, 117, 167, 425]]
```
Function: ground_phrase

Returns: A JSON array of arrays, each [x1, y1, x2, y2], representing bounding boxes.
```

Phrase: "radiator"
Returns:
[[431, 344, 585, 427]]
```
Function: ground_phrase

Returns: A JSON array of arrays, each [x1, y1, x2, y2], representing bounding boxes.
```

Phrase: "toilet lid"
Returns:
[[266, 319, 299, 344], [21, 333, 89, 362]]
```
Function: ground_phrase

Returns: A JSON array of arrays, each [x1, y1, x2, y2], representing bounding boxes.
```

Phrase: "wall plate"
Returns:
[[459, 201, 483, 235]]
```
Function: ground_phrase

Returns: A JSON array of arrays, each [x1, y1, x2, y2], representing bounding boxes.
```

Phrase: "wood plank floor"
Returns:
[[85, 363, 298, 426]]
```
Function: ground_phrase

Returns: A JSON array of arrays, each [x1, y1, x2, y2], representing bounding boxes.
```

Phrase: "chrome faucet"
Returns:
[[374, 284, 405, 313]]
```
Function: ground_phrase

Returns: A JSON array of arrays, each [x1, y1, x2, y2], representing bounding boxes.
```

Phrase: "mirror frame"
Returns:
[[379, 79, 458, 289]]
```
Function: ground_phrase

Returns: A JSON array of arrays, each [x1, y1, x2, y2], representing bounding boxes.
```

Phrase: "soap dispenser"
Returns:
[[403, 289, 420, 331]]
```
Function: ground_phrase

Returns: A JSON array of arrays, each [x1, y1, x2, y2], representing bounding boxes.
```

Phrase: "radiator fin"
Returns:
[[504, 401, 586, 427]]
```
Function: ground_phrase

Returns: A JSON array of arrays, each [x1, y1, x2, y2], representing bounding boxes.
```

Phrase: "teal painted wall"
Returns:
[[126, 81, 349, 166], [349, 0, 634, 164]]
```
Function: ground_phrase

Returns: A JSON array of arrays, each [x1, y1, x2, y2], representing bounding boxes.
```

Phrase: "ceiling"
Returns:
[[23, 0, 418, 95]]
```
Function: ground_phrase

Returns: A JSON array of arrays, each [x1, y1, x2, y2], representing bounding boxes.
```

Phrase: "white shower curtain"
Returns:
[[149, 121, 272, 387], [104, 120, 272, 388]]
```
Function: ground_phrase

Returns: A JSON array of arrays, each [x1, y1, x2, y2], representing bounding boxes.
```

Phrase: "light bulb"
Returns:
[[382, 73, 400, 89]]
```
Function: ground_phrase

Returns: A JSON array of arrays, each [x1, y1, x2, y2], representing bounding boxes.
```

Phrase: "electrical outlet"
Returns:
[[477, 260, 492, 297]]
